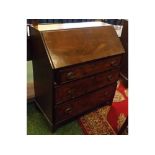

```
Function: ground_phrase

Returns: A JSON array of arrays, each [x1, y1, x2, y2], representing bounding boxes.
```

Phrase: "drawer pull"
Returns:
[[107, 75, 113, 81], [66, 72, 76, 80], [110, 60, 118, 66], [68, 89, 75, 98], [65, 107, 72, 114]]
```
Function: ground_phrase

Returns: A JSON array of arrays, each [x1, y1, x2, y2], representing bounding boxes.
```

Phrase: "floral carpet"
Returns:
[[78, 81, 128, 135]]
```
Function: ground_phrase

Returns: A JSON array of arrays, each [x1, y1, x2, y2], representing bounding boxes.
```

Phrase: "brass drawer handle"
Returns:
[[66, 72, 76, 80], [65, 107, 72, 114], [107, 75, 113, 81], [110, 60, 118, 66], [68, 89, 75, 99]]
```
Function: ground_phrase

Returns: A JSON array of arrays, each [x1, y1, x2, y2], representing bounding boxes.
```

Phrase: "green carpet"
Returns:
[[27, 102, 83, 135], [27, 61, 83, 135], [27, 61, 34, 83]]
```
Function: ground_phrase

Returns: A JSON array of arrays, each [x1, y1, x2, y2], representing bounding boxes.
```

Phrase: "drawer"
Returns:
[[55, 84, 116, 123], [55, 69, 119, 104], [55, 55, 122, 84]]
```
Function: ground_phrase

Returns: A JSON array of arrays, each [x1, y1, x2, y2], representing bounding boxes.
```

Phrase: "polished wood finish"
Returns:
[[42, 26, 124, 68], [55, 84, 116, 123], [55, 69, 120, 104], [30, 27, 54, 123], [120, 20, 128, 84], [30, 22, 125, 131], [55, 55, 122, 83]]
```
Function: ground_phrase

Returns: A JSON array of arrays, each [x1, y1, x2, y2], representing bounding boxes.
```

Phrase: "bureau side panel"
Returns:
[[30, 27, 54, 123]]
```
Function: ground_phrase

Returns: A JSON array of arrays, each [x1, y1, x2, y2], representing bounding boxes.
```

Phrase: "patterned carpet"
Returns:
[[78, 81, 128, 135], [79, 106, 116, 134], [27, 80, 128, 135]]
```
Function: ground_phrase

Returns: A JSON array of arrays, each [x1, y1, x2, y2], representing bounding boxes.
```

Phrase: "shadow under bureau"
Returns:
[[29, 22, 125, 131]]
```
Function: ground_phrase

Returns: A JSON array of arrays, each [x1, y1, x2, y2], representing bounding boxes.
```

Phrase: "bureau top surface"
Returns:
[[35, 22, 125, 69]]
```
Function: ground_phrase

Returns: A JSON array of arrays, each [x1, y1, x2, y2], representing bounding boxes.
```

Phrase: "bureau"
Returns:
[[29, 22, 125, 131]]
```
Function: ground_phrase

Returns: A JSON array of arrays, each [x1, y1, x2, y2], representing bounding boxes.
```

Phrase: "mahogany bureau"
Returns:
[[29, 22, 125, 131]]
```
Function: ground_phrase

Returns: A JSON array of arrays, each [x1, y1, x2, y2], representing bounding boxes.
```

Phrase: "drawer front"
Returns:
[[55, 84, 116, 123], [55, 55, 122, 84], [55, 69, 119, 104]]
